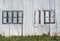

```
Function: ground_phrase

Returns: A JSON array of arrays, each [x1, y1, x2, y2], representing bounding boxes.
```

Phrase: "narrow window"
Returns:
[[38, 10, 41, 24], [34, 10, 41, 24], [8, 12, 12, 23], [2, 12, 7, 24]]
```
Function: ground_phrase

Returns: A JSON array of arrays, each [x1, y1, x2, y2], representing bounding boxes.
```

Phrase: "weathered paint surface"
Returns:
[[0, 0, 60, 36]]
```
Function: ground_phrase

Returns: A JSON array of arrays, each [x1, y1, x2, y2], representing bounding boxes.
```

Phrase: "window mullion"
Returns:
[[54, 12, 55, 23], [17, 12, 18, 23], [7, 12, 8, 23], [12, 11, 13, 23], [44, 11, 45, 24], [49, 11, 51, 23]]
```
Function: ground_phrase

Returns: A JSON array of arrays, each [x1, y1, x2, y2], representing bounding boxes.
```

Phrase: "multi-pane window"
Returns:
[[44, 10, 55, 24], [2, 11, 23, 24]]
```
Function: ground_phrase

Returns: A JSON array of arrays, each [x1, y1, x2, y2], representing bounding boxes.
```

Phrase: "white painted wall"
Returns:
[[0, 0, 60, 36]]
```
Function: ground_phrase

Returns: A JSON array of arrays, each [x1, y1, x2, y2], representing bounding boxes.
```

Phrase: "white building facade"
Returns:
[[0, 0, 60, 36]]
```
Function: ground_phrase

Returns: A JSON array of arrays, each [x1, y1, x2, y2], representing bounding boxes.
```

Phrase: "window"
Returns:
[[2, 11, 23, 24], [44, 10, 55, 24], [34, 10, 41, 24]]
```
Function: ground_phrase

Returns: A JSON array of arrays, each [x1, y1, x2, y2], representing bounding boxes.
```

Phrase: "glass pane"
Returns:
[[45, 12, 49, 17], [3, 12, 7, 17], [50, 18, 55, 22], [8, 12, 12, 17], [51, 13, 55, 17], [3, 18, 7, 23], [13, 12, 17, 17], [45, 18, 49, 22], [18, 12, 22, 17], [13, 18, 17, 23], [18, 18, 22, 23], [8, 18, 12, 23]]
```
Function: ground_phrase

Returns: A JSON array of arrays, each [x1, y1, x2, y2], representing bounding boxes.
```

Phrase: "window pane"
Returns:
[[50, 18, 55, 22], [45, 12, 49, 17], [8, 12, 12, 17], [51, 13, 55, 17], [3, 18, 7, 23], [13, 12, 17, 17], [13, 18, 17, 23], [3, 12, 7, 17], [8, 18, 12, 23], [18, 12, 22, 17], [45, 18, 49, 22], [18, 18, 22, 23]]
